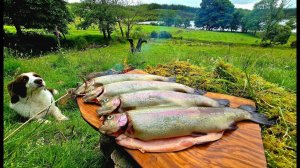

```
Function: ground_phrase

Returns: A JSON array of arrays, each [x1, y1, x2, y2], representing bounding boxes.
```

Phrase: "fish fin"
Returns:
[[122, 107, 137, 111], [138, 148, 145, 153], [227, 123, 238, 131], [214, 98, 230, 107], [93, 83, 104, 87], [238, 105, 257, 112], [191, 132, 207, 137], [167, 77, 177, 83], [249, 112, 275, 126], [194, 89, 207, 95]]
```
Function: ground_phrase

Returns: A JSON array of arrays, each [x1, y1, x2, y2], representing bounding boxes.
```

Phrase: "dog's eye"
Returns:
[[107, 115, 113, 120], [22, 76, 29, 82]]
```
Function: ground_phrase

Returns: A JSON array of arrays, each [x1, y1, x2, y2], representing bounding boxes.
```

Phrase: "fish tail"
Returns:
[[214, 99, 230, 107], [238, 105, 275, 126], [167, 77, 177, 83], [249, 112, 275, 126], [238, 105, 257, 112], [194, 89, 207, 95]]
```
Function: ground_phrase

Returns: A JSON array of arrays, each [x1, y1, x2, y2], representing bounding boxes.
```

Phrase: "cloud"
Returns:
[[234, 2, 257, 9]]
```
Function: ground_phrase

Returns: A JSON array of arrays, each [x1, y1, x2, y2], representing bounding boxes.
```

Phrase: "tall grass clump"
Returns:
[[145, 61, 296, 167]]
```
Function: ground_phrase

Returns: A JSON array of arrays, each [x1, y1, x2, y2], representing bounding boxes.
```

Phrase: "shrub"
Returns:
[[290, 40, 296, 48], [74, 37, 88, 50], [131, 29, 147, 39], [158, 31, 172, 39], [150, 31, 158, 38]]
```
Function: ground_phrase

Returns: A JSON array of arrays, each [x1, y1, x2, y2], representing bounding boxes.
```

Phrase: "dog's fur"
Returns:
[[7, 72, 69, 123]]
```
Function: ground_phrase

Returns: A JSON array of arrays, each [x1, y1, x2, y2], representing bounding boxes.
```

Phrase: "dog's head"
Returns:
[[7, 72, 46, 103]]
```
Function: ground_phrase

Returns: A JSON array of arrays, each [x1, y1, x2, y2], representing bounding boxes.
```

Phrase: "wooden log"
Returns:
[[77, 69, 267, 167]]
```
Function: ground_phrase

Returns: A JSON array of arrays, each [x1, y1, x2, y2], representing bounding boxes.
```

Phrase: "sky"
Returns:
[[67, 0, 296, 10]]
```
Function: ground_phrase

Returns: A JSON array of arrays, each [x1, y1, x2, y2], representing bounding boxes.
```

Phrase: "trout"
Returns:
[[97, 90, 229, 115], [74, 74, 176, 95], [99, 106, 273, 141], [83, 81, 206, 103]]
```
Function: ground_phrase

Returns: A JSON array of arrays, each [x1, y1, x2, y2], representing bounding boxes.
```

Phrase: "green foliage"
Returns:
[[174, 16, 183, 27], [131, 26, 148, 39], [4, 0, 72, 35], [286, 17, 296, 30], [183, 18, 191, 28], [261, 24, 292, 45], [150, 31, 158, 38], [158, 31, 172, 39], [242, 10, 262, 34], [195, 0, 235, 30], [74, 37, 89, 50], [229, 9, 247, 31], [290, 40, 296, 48]]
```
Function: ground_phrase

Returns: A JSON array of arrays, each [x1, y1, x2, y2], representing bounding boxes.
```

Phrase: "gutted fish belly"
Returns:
[[115, 132, 223, 153]]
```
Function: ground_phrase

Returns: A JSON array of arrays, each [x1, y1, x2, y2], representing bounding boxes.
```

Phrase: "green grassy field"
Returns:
[[4, 24, 296, 167]]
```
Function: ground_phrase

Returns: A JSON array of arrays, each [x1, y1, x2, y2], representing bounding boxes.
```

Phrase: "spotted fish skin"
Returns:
[[74, 74, 176, 95], [124, 106, 273, 141], [97, 90, 223, 115]]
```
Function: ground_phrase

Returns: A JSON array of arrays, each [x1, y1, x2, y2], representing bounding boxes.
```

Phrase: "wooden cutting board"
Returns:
[[77, 69, 267, 167]]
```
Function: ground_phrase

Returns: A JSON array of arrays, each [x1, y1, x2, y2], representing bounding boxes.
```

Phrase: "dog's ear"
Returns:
[[7, 76, 28, 103]]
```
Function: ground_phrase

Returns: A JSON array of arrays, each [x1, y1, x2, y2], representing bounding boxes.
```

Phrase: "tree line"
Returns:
[[4, 0, 296, 45], [194, 0, 296, 45]]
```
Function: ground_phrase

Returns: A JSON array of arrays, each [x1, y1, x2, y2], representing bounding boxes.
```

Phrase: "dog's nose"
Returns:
[[34, 79, 43, 85]]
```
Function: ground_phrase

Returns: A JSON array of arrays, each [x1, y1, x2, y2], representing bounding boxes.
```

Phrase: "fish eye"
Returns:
[[107, 115, 113, 120]]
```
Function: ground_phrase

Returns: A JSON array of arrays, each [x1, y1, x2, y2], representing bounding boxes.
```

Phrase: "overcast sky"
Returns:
[[67, 0, 296, 10]]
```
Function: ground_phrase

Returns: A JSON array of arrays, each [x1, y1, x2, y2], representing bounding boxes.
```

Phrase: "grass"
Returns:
[[3, 23, 296, 167]]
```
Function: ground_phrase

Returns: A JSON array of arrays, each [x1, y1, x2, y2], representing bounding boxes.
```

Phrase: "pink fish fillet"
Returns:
[[115, 132, 224, 153]]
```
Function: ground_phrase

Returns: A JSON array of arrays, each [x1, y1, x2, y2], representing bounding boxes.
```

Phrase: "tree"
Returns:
[[195, 0, 234, 31], [123, 6, 141, 38], [253, 0, 289, 43], [229, 9, 248, 32], [262, 24, 291, 45], [242, 11, 263, 34], [74, 0, 117, 41], [174, 16, 183, 27], [238, 9, 251, 32], [160, 10, 176, 27], [286, 17, 296, 30], [183, 18, 191, 28], [4, 0, 72, 37]]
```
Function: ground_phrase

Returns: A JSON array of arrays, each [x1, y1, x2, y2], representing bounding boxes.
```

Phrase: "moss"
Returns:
[[145, 61, 296, 168]]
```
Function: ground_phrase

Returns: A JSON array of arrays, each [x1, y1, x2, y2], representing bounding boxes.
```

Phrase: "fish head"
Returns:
[[73, 79, 103, 95], [97, 96, 121, 115], [82, 86, 104, 103], [99, 113, 128, 135]]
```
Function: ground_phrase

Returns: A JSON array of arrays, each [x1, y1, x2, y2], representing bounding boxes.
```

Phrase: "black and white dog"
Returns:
[[7, 72, 69, 123]]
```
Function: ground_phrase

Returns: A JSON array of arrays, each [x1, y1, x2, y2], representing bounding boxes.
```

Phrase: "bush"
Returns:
[[131, 28, 147, 39], [290, 40, 296, 48], [150, 31, 158, 38], [158, 31, 172, 39], [74, 37, 88, 50]]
